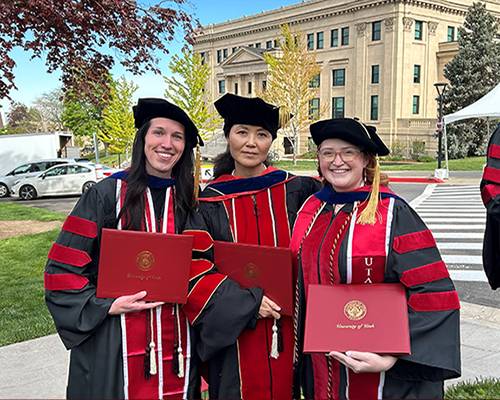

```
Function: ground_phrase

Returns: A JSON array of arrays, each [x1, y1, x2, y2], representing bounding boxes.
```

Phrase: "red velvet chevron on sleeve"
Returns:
[[400, 261, 450, 287], [408, 291, 460, 312], [48, 243, 92, 267], [183, 274, 227, 323], [44, 272, 89, 291], [483, 166, 500, 185], [481, 184, 500, 206], [488, 144, 500, 159], [393, 229, 436, 254], [62, 215, 98, 238]]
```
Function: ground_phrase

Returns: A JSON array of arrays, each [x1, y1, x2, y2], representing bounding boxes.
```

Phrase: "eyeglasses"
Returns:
[[317, 148, 362, 162]]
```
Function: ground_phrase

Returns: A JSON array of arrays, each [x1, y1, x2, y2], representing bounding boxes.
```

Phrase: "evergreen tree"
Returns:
[[164, 49, 222, 141], [443, 2, 500, 158], [97, 77, 138, 155]]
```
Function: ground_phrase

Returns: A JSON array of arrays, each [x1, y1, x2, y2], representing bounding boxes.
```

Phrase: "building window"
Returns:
[[317, 32, 324, 49], [218, 80, 225, 94], [307, 33, 314, 50], [248, 81, 252, 95], [255, 42, 261, 48], [412, 95, 420, 114], [370, 95, 379, 120], [341, 27, 350, 46], [232, 47, 238, 53], [217, 49, 222, 64], [248, 43, 254, 48], [223, 48, 228, 59], [415, 21, 423, 40], [309, 74, 320, 88], [372, 21, 382, 41], [309, 98, 320, 120], [371, 65, 380, 84], [200, 52, 205, 65], [266, 40, 273, 49], [447, 26, 455, 42], [413, 65, 421, 83], [331, 29, 339, 47], [262, 80, 267, 91], [274, 39, 279, 47], [332, 69, 346, 86], [234, 82, 239, 95], [332, 97, 345, 118]]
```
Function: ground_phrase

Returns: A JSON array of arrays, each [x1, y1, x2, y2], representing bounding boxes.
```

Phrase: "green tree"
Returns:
[[443, 2, 500, 158], [164, 49, 222, 141], [261, 24, 321, 165], [61, 77, 110, 146], [97, 77, 138, 154]]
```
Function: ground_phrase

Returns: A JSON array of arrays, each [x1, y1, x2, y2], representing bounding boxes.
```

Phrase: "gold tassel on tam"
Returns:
[[357, 156, 381, 225], [193, 143, 201, 203], [278, 106, 292, 130], [270, 318, 279, 359]]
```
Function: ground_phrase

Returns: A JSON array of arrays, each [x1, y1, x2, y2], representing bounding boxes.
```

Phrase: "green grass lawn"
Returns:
[[274, 156, 485, 172], [445, 377, 500, 399], [0, 202, 65, 221], [0, 229, 58, 346]]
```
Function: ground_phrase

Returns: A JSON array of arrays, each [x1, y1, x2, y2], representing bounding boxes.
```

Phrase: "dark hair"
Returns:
[[212, 125, 271, 178], [119, 121, 194, 231]]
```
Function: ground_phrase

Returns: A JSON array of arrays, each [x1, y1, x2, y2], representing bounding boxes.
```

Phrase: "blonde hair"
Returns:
[[364, 154, 389, 186]]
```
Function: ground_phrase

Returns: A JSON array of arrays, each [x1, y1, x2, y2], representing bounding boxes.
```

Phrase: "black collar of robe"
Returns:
[[110, 170, 175, 189], [315, 184, 402, 205], [201, 168, 291, 198]]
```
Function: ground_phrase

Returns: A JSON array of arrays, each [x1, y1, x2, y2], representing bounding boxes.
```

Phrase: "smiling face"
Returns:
[[318, 138, 368, 192], [144, 117, 186, 178], [227, 124, 273, 177]]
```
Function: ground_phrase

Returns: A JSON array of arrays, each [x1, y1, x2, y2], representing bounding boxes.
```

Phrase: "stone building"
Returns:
[[193, 0, 500, 156]]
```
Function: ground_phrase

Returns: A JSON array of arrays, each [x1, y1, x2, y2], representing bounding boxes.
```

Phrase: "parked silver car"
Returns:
[[0, 159, 78, 198], [10, 163, 100, 200]]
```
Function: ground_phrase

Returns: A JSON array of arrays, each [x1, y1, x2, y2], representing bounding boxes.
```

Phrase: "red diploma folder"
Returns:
[[214, 241, 293, 316], [97, 228, 193, 303], [304, 283, 410, 354]]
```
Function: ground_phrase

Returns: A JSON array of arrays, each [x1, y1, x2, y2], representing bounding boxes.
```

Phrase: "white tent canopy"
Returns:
[[443, 83, 500, 125]]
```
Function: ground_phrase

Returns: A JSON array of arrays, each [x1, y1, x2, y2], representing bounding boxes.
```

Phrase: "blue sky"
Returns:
[[0, 0, 299, 118]]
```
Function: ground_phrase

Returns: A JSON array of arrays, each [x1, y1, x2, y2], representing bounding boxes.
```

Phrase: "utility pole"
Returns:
[[434, 82, 448, 179]]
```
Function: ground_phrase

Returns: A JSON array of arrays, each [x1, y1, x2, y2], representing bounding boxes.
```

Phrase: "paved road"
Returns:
[[410, 184, 500, 309]]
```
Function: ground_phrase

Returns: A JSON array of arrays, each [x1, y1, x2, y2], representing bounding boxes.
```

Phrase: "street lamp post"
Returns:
[[434, 82, 448, 172]]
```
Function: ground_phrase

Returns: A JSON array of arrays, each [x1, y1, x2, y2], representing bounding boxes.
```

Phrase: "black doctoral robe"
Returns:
[[45, 173, 202, 399]]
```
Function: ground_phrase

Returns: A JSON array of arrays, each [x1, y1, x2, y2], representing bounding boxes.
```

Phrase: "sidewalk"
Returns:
[[0, 301, 498, 398]]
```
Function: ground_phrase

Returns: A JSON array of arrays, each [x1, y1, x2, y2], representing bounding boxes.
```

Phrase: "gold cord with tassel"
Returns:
[[193, 144, 201, 203], [357, 156, 381, 225]]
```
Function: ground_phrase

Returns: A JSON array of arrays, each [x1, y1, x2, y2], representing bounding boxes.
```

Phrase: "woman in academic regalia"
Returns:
[[183, 93, 320, 400], [292, 118, 461, 399], [481, 123, 500, 290], [44, 98, 205, 399]]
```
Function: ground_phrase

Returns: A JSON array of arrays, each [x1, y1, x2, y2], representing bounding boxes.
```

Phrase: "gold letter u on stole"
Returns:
[[364, 257, 373, 267]]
